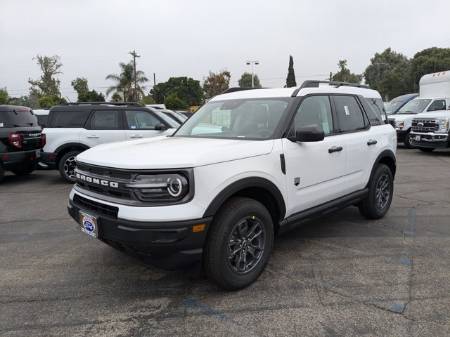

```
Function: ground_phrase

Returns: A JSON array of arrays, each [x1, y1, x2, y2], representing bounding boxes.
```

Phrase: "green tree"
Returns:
[[238, 72, 262, 88], [410, 47, 450, 90], [364, 48, 412, 100], [38, 95, 66, 109], [106, 62, 148, 102], [151, 77, 203, 106], [331, 60, 362, 83], [0, 88, 8, 104], [286, 55, 297, 87], [111, 93, 122, 102], [28, 55, 62, 99], [164, 93, 189, 110], [71, 77, 105, 102], [141, 94, 155, 105], [203, 70, 231, 98]]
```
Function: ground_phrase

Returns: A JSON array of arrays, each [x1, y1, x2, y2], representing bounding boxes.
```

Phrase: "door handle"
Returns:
[[367, 139, 378, 146], [130, 134, 143, 139], [87, 135, 99, 139], [328, 146, 343, 153]]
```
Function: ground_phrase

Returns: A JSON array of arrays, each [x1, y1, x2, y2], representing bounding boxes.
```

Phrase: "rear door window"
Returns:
[[332, 95, 367, 132], [90, 110, 121, 130]]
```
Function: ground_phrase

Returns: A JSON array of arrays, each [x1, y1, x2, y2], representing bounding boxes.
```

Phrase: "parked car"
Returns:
[[0, 105, 45, 182], [388, 71, 450, 148], [177, 110, 194, 118], [68, 80, 396, 290], [161, 109, 188, 124], [410, 110, 450, 152], [41, 102, 176, 182], [385, 93, 418, 115]]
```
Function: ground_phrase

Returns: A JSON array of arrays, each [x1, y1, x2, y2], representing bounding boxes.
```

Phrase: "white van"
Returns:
[[388, 71, 450, 148]]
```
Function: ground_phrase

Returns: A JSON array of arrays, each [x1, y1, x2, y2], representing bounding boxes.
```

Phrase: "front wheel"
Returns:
[[204, 197, 274, 290], [403, 131, 413, 149], [359, 164, 394, 219], [58, 151, 81, 183]]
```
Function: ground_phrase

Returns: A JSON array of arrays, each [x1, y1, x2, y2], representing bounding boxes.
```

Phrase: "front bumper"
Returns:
[[68, 194, 212, 267], [410, 133, 449, 149], [1, 149, 39, 169]]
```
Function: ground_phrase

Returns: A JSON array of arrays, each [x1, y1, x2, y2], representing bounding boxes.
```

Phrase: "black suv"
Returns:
[[0, 105, 45, 182], [40, 103, 174, 182]]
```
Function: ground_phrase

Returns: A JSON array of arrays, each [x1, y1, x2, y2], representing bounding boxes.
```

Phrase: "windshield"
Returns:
[[174, 98, 290, 140], [385, 100, 404, 114], [397, 99, 431, 114], [0, 108, 38, 127]]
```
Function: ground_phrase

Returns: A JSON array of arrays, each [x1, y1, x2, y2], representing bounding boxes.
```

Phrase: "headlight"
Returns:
[[437, 118, 450, 133], [127, 173, 191, 203], [395, 121, 404, 129]]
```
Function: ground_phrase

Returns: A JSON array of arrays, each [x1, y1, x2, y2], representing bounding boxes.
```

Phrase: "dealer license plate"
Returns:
[[79, 212, 98, 238]]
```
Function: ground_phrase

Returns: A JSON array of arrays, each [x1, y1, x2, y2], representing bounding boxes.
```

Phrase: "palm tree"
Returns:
[[106, 62, 148, 101]]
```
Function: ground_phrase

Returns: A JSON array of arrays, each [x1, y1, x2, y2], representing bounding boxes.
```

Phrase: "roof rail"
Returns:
[[61, 102, 142, 106], [221, 87, 258, 94], [291, 80, 369, 97]]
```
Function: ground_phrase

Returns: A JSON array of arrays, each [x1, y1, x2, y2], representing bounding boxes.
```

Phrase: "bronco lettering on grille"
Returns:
[[75, 173, 119, 188]]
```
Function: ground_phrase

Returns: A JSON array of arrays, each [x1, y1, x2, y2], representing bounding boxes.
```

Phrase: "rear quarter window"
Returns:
[[49, 109, 91, 128]]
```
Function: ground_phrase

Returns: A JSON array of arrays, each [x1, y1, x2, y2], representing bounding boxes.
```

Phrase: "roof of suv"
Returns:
[[49, 102, 143, 112], [210, 81, 381, 102], [0, 105, 31, 112]]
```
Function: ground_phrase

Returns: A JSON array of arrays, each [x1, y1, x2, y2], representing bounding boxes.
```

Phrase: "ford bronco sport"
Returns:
[[0, 105, 45, 182], [68, 81, 397, 290]]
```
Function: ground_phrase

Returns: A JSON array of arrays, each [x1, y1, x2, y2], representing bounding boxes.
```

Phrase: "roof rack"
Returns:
[[291, 80, 369, 97], [61, 102, 142, 106]]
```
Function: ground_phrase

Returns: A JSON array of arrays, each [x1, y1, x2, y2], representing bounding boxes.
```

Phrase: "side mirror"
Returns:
[[155, 123, 168, 131], [288, 126, 325, 142]]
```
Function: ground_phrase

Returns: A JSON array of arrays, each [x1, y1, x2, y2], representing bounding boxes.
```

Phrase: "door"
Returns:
[[83, 110, 126, 146], [124, 110, 166, 140], [282, 95, 347, 215], [331, 95, 374, 192]]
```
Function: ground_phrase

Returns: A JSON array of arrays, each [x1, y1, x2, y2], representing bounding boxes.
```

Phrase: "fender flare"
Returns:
[[203, 177, 286, 220], [368, 149, 397, 184], [55, 142, 90, 156]]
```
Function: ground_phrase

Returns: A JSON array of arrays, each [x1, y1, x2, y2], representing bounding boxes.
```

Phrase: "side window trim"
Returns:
[[330, 94, 370, 134], [290, 94, 336, 137]]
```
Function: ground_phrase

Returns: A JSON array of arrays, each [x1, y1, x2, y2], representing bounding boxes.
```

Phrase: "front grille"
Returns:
[[412, 119, 439, 133], [76, 162, 132, 180], [73, 194, 118, 218]]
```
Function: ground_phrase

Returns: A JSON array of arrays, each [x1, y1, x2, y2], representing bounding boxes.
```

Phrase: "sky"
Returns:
[[1, 0, 450, 101]]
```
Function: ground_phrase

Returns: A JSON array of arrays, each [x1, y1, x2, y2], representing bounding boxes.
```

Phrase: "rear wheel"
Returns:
[[419, 148, 434, 152], [58, 151, 81, 183], [359, 164, 394, 220], [11, 161, 36, 176], [403, 131, 413, 148], [204, 197, 274, 290]]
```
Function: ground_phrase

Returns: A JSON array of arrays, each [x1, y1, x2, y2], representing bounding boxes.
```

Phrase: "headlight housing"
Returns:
[[395, 121, 405, 129], [127, 171, 193, 204], [436, 118, 450, 133]]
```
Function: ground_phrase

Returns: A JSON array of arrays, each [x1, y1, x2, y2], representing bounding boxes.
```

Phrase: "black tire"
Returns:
[[203, 197, 274, 290], [419, 148, 434, 153], [11, 161, 36, 176], [0, 163, 4, 183], [359, 164, 394, 220], [403, 131, 412, 149], [58, 151, 80, 183]]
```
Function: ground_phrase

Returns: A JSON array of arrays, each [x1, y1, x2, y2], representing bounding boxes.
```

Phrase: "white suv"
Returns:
[[41, 103, 177, 182], [68, 81, 397, 290]]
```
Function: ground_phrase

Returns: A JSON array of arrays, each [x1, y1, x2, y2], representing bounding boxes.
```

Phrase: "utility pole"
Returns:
[[129, 50, 140, 102], [246, 60, 260, 88]]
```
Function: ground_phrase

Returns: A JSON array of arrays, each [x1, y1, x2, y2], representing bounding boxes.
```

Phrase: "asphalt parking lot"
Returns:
[[1, 148, 450, 337]]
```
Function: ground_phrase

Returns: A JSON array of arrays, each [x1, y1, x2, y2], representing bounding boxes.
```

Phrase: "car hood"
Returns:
[[389, 114, 418, 122], [76, 136, 274, 169], [413, 110, 450, 119]]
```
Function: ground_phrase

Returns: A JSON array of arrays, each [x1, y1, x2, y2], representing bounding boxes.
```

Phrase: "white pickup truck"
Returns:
[[388, 71, 450, 148]]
